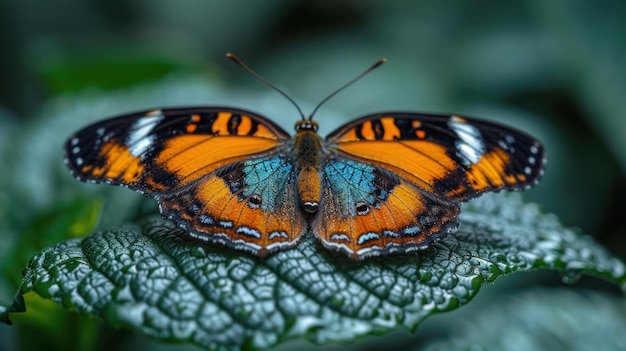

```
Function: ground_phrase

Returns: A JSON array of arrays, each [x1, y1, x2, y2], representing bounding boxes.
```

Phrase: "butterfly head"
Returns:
[[295, 119, 318, 132]]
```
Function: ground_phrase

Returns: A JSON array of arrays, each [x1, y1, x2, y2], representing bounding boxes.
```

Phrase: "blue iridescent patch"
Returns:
[[323, 159, 377, 216], [242, 156, 294, 211]]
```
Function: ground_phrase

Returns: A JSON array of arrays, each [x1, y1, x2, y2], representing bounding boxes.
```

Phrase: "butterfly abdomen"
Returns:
[[293, 130, 324, 214]]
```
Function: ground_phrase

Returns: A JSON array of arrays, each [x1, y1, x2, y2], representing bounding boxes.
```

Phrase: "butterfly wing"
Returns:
[[316, 112, 545, 259], [326, 112, 545, 202], [64, 107, 307, 256], [314, 158, 460, 259]]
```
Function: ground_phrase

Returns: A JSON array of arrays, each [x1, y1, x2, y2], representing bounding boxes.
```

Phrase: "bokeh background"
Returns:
[[1, 1, 625, 350]]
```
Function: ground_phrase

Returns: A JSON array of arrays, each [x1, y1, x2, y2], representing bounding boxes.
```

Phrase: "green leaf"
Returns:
[[7, 292, 103, 351], [34, 45, 216, 94], [2, 194, 625, 351], [423, 289, 626, 351], [3, 196, 102, 290]]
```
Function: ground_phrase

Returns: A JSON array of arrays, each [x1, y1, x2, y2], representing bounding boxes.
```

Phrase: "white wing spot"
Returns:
[[127, 111, 164, 157], [357, 232, 380, 245], [330, 233, 351, 242], [383, 230, 399, 238], [218, 220, 233, 228], [456, 143, 482, 165], [198, 215, 214, 225], [524, 166, 532, 175], [76, 157, 83, 166], [236, 226, 261, 239], [448, 118, 485, 165], [72, 146, 80, 154], [71, 137, 79, 146], [269, 231, 289, 240], [402, 225, 421, 235], [528, 156, 536, 164]]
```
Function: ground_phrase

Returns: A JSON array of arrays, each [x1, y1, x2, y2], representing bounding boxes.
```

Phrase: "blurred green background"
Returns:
[[1, 1, 625, 350]]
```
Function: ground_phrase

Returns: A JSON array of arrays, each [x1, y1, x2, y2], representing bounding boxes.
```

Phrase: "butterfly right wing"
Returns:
[[325, 112, 546, 203], [314, 112, 545, 259], [64, 107, 307, 256]]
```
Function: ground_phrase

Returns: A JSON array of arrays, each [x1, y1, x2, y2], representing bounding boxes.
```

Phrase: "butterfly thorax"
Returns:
[[293, 128, 323, 214]]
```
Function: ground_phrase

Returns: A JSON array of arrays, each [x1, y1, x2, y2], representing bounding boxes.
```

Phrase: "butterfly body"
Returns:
[[292, 123, 323, 214], [65, 105, 545, 260]]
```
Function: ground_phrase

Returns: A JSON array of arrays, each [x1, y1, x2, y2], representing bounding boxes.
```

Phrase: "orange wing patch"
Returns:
[[160, 172, 306, 256], [315, 179, 459, 259], [333, 140, 457, 193], [332, 117, 401, 142], [155, 135, 281, 185], [465, 147, 525, 190], [79, 140, 145, 184]]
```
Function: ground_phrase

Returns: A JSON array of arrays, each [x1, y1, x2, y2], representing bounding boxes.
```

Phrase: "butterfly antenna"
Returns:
[[308, 57, 387, 121], [227, 53, 306, 120]]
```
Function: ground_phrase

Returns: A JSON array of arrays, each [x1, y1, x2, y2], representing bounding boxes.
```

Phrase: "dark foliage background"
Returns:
[[1, 1, 624, 350]]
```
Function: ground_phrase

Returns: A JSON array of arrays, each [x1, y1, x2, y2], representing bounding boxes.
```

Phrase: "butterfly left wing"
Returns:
[[64, 107, 307, 256], [65, 107, 291, 192], [314, 112, 545, 259], [157, 154, 305, 256]]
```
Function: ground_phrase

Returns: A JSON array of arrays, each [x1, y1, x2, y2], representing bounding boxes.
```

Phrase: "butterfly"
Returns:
[[64, 54, 546, 260]]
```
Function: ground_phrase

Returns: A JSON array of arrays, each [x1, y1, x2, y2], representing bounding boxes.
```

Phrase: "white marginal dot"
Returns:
[[505, 134, 515, 144], [530, 145, 539, 154], [96, 127, 106, 136], [76, 157, 83, 166], [71, 137, 79, 146], [528, 156, 536, 164], [72, 146, 80, 154], [524, 166, 532, 175]]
